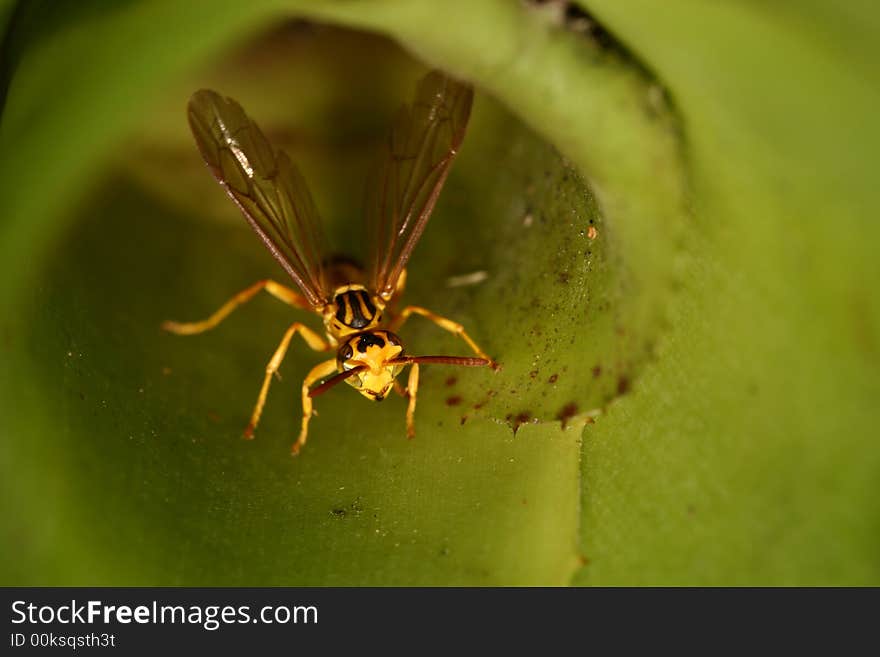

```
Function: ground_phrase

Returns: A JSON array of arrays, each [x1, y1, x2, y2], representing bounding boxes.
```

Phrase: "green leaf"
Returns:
[[2, 3, 614, 586], [1, 0, 877, 586], [568, 0, 880, 584]]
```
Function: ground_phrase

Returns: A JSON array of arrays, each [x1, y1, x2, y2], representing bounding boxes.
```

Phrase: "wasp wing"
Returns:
[[366, 72, 474, 301], [188, 89, 330, 308]]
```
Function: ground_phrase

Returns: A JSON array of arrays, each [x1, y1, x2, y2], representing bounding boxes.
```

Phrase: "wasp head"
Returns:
[[336, 330, 405, 401]]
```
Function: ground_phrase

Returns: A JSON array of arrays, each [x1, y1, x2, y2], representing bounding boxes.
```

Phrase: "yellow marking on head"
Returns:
[[336, 330, 405, 400]]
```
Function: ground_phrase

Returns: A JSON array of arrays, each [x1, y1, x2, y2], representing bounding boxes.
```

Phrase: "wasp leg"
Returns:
[[390, 305, 496, 366], [245, 323, 331, 440], [293, 359, 339, 456], [162, 279, 311, 335], [404, 363, 420, 439]]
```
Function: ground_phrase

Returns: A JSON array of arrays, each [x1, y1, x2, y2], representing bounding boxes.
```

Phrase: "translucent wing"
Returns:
[[366, 71, 474, 301], [188, 90, 329, 308]]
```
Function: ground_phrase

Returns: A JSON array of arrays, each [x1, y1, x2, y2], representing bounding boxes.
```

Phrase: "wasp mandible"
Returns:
[[163, 71, 496, 455]]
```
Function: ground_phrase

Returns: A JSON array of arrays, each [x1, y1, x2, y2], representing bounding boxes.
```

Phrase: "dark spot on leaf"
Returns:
[[460, 415, 467, 425], [617, 376, 630, 395], [78, 391, 85, 401], [557, 271, 570, 284], [592, 365, 602, 378], [331, 498, 362, 519], [548, 373, 558, 384], [506, 411, 533, 435], [446, 395, 462, 407], [578, 554, 591, 566], [529, 370, 538, 379], [556, 402, 579, 429], [472, 389, 496, 410], [445, 375, 458, 387]]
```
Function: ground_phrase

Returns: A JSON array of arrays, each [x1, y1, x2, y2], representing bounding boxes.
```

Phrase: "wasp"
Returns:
[[163, 71, 496, 455]]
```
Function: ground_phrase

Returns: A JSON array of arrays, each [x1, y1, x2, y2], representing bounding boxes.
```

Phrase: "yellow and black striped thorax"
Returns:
[[324, 284, 384, 338]]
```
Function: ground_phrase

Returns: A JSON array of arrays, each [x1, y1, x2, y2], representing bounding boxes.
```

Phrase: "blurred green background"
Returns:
[[0, 1, 877, 585]]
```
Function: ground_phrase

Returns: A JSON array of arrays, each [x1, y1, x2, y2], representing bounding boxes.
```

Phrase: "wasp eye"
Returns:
[[385, 331, 401, 346], [339, 343, 353, 361]]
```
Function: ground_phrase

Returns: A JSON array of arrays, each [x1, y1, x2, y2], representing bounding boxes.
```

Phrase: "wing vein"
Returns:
[[365, 72, 474, 300], [188, 90, 330, 308]]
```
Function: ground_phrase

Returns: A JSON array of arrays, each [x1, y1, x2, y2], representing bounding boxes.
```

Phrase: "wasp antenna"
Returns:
[[309, 366, 367, 398], [388, 356, 490, 367]]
